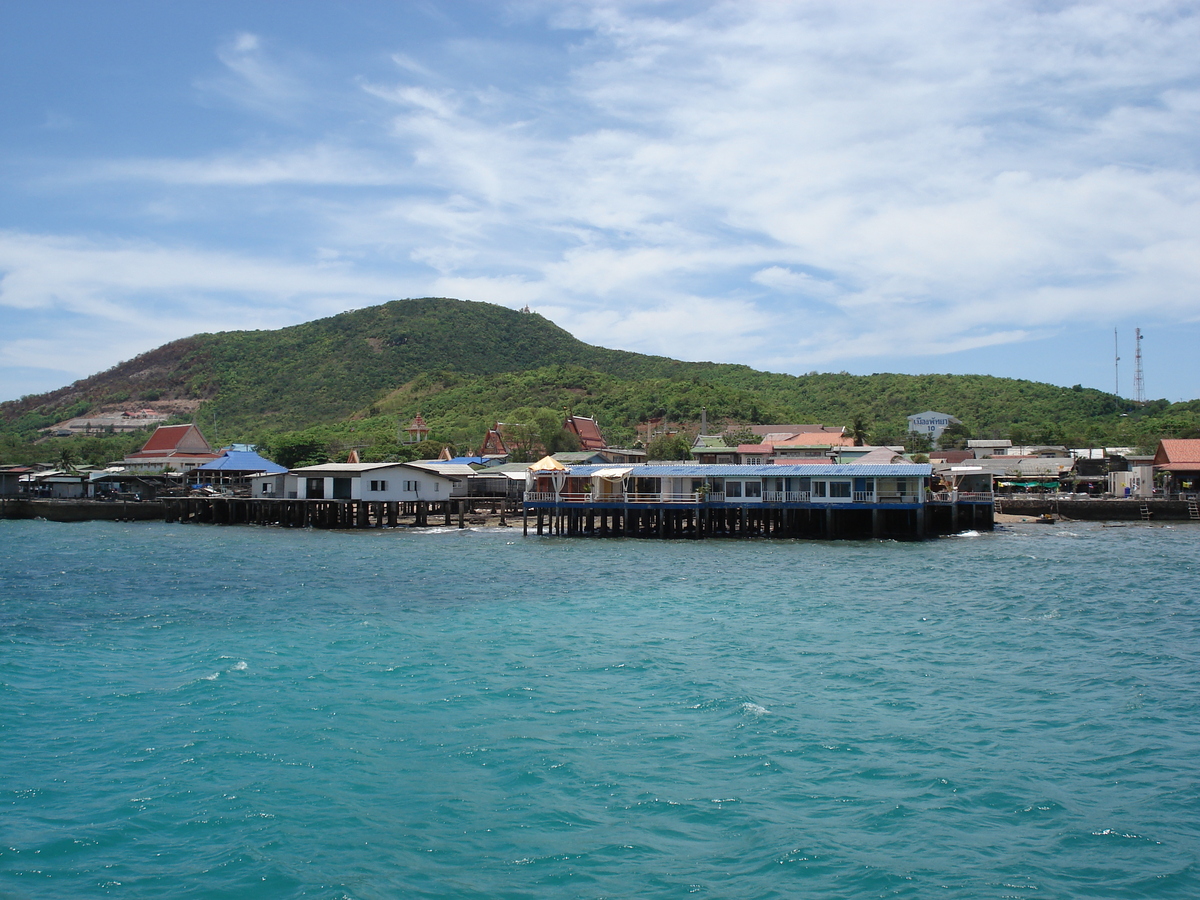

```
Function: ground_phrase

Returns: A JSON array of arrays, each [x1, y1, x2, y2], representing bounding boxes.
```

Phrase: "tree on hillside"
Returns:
[[647, 433, 693, 460], [408, 439, 454, 460], [505, 407, 581, 462], [267, 434, 329, 468], [937, 421, 972, 450], [362, 439, 416, 463], [904, 431, 933, 454], [722, 427, 758, 447]]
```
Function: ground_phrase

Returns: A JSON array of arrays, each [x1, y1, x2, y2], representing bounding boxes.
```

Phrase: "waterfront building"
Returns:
[[522, 461, 993, 539], [0, 465, 31, 497], [1153, 440, 1200, 495], [190, 448, 287, 491], [263, 462, 458, 501]]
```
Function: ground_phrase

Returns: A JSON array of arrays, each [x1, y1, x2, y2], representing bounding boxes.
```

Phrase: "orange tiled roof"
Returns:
[[1155, 439, 1200, 468], [773, 433, 856, 448]]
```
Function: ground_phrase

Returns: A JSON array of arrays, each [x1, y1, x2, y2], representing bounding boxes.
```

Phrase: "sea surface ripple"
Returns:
[[2, 519, 1198, 898]]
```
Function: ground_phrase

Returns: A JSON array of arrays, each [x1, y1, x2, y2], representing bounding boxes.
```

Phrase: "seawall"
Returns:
[[0, 498, 166, 522], [998, 497, 1196, 521]]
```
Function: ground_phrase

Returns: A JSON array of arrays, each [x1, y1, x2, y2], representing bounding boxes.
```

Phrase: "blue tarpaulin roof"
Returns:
[[194, 450, 287, 474]]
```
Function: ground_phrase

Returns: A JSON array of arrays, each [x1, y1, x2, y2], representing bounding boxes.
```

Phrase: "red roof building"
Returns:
[[1153, 440, 1200, 490], [121, 424, 220, 472], [481, 425, 511, 458], [565, 415, 606, 450]]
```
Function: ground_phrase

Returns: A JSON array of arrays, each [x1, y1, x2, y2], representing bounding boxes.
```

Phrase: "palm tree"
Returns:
[[57, 446, 78, 473], [850, 418, 869, 446]]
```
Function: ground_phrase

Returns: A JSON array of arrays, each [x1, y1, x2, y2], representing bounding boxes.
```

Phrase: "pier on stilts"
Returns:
[[161, 497, 492, 530], [520, 463, 994, 541], [522, 497, 993, 541]]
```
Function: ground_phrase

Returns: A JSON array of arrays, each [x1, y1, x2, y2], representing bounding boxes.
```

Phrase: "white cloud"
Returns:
[[5, 1, 1200, 398], [0, 232, 431, 381], [195, 31, 310, 118], [96, 145, 408, 187]]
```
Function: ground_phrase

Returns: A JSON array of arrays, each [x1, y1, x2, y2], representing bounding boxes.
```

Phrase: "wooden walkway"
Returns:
[[162, 497, 483, 529]]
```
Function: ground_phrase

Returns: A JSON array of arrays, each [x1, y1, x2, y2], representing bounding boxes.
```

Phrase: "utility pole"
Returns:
[[1133, 328, 1145, 405]]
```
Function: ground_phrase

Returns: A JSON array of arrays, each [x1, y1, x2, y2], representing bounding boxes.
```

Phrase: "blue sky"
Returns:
[[2, 1, 1198, 403]]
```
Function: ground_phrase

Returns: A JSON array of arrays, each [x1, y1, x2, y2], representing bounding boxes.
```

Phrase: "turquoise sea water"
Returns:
[[2, 518, 1199, 899]]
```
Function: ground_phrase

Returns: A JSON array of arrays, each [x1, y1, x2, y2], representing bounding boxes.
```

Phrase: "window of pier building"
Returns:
[[726, 481, 743, 498], [744, 481, 762, 498], [369, 480, 388, 492], [829, 481, 851, 498]]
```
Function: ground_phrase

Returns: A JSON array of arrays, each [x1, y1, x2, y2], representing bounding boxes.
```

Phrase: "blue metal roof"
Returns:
[[560, 463, 931, 477], [194, 450, 287, 474]]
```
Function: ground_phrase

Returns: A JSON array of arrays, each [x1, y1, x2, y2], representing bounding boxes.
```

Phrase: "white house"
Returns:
[[402, 461, 477, 498], [260, 462, 458, 501]]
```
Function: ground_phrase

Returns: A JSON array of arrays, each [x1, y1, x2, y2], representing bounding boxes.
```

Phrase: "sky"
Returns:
[[2, 0, 1198, 403]]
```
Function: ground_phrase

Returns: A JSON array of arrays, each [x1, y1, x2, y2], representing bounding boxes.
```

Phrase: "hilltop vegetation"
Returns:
[[2, 297, 1197, 466]]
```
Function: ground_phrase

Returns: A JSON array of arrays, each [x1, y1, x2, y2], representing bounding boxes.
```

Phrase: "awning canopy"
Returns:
[[529, 455, 567, 472], [592, 467, 633, 480]]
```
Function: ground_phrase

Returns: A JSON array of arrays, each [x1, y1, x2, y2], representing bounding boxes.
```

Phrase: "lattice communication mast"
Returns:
[[1114, 329, 1120, 397], [1133, 328, 1145, 405]]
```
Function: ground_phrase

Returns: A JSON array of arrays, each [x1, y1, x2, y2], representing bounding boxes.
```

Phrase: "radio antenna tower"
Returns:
[[1113, 328, 1120, 397], [1133, 328, 1145, 405]]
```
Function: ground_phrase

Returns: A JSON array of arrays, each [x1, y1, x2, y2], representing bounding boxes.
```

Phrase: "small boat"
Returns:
[[1036, 513, 1056, 524]]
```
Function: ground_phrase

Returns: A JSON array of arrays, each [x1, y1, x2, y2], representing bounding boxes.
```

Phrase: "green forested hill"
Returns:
[[2, 297, 1197, 464]]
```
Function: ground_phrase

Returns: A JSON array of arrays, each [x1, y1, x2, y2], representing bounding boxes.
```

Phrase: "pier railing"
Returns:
[[627, 492, 701, 504], [927, 491, 994, 503], [525, 489, 985, 506], [763, 491, 812, 502], [526, 491, 702, 504]]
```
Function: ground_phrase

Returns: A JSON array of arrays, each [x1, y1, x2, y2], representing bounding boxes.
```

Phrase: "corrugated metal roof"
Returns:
[[194, 450, 287, 473], [562, 463, 931, 477], [292, 462, 456, 480], [406, 462, 478, 477]]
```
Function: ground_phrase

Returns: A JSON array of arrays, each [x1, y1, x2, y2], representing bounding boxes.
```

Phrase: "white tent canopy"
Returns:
[[593, 467, 633, 481]]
